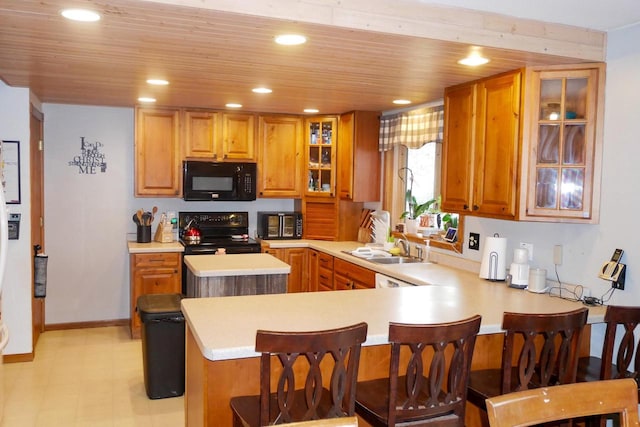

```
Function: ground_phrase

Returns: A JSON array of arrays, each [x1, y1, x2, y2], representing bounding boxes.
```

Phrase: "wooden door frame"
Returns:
[[30, 104, 45, 348]]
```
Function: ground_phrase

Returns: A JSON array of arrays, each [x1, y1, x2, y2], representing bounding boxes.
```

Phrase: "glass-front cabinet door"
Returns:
[[524, 66, 603, 222], [305, 116, 337, 197]]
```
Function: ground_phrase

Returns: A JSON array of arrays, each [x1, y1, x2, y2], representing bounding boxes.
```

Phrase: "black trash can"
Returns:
[[137, 293, 185, 399]]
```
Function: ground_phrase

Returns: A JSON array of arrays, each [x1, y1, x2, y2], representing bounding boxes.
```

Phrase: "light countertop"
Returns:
[[184, 253, 291, 277], [182, 260, 606, 361], [127, 240, 184, 253]]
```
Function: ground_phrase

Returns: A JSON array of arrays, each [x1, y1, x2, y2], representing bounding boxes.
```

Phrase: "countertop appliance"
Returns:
[[479, 235, 507, 281], [375, 273, 415, 288], [508, 248, 530, 289], [178, 211, 261, 294], [182, 161, 256, 201], [256, 211, 303, 240]]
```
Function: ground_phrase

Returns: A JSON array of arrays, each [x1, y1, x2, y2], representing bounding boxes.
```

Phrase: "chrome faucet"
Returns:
[[398, 238, 410, 257]]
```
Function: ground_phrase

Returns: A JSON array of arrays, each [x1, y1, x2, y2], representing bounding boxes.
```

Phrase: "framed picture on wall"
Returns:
[[1, 140, 21, 204]]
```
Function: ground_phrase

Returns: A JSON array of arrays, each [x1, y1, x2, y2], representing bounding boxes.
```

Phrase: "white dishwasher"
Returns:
[[375, 273, 415, 288]]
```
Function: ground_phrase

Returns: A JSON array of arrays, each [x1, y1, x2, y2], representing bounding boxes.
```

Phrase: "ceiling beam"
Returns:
[[139, 0, 606, 61]]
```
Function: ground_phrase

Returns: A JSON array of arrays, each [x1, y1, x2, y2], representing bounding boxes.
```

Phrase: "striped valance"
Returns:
[[379, 104, 444, 151]]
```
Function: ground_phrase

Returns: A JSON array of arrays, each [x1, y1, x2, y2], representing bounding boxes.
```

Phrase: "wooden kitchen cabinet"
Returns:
[[305, 116, 337, 197], [441, 69, 523, 219], [134, 107, 181, 197], [130, 252, 182, 338], [333, 258, 376, 290], [183, 109, 219, 159], [442, 64, 605, 223], [519, 64, 605, 223], [317, 252, 334, 292], [308, 249, 319, 292], [257, 115, 304, 198], [261, 245, 308, 293], [184, 111, 256, 161], [338, 111, 381, 202]]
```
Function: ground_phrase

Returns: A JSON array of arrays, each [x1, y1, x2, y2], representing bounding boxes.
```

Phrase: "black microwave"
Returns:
[[257, 212, 303, 239], [183, 161, 256, 201]]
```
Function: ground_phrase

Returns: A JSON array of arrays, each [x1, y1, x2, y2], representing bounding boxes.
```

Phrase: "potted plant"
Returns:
[[401, 193, 437, 233]]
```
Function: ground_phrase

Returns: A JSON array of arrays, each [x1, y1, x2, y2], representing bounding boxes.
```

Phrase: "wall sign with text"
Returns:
[[68, 136, 108, 174]]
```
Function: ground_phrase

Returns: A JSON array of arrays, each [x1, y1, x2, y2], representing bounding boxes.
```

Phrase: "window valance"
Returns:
[[379, 104, 444, 151]]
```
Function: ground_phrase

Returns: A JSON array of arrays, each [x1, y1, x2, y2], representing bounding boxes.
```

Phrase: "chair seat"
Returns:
[[356, 376, 462, 426], [231, 388, 346, 426], [467, 368, 542, 411]]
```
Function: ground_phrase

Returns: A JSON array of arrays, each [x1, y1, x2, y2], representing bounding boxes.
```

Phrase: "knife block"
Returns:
[[154, 221, 174, 243]]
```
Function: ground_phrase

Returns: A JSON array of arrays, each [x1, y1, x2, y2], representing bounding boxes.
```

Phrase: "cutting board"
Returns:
[[357, 209, 373, 243]]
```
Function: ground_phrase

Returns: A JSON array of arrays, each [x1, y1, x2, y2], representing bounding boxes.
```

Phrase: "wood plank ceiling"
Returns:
[[0, 0, 595, 114]]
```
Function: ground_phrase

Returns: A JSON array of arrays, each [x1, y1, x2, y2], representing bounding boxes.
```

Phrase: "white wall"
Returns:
[[0, 82, 35, 355], [42, 103, 293, 324]]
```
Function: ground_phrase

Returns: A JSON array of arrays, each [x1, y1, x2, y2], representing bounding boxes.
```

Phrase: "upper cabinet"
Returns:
[[183, 110, 256, 161], [338, 111, 381, 202], [442, 64, 605, 223], [221, 113, 256, 161], [135, 107, 181, 197], [257, 115, 304, 198], [305, 116, 337, 197], [520, 64, 605, 223], [442, 69, 522, 219]]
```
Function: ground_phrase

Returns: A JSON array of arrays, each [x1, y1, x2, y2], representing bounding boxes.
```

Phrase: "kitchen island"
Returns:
[[184, 253, 291, 297], [181, 263, 606, 427]]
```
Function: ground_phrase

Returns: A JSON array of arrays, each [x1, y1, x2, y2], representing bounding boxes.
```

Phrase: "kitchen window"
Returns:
[[380, 103, 462, 251]]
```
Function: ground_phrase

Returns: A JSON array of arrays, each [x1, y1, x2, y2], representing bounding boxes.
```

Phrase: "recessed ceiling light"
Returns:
[[458, 54, 490, 66], [393, 99, 412, 105], [304, 108, 319, 114], [137, 97, 156, 103], [275, 34, 307, 46], [252, 87, 272, 94], [147, 79, 169, 86], [60, 8, 101, 22], [226, 103, 243, 109]]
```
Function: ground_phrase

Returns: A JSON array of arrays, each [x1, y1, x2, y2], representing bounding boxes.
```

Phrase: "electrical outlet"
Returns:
[[468, 233, 480, 250]]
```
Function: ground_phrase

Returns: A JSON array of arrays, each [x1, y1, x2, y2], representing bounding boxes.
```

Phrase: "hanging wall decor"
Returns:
[[68, 136, 107, 174], [1, 140, 21, 204]]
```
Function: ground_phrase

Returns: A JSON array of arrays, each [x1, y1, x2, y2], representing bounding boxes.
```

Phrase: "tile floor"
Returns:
[[1, 326, 184, 427]]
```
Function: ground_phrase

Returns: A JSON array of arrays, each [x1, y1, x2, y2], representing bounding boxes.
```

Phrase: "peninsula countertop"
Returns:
[[184, 253, 291, 277], [181, 271, 606, 361]]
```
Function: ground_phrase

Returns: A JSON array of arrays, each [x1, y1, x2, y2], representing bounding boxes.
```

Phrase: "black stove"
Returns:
[[178, 211, 261, 255], [178, 211, 261, 294]]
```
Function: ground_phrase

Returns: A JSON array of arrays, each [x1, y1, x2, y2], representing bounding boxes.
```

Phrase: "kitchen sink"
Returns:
[[366, 256, 422, 264]]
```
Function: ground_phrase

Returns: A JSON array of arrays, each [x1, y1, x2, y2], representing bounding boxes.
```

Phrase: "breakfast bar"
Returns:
[[181, 269, 606, 427], [184, 253, 291, 297]]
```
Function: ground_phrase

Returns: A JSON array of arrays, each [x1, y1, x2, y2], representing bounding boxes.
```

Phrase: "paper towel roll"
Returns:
[[479, 236, 507, 280]]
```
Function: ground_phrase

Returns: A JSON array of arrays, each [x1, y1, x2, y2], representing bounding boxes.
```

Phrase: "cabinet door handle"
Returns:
[[473, 205, 479, 211], [223, 153, 228, 159], [463, 204, 469, 210]]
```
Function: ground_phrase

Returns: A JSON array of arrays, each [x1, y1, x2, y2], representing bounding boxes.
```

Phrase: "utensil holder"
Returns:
[[137, 225, 151, 243]]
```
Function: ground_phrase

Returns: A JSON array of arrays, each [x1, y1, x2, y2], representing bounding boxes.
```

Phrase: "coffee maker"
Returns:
[[508, 248, 530, 289]]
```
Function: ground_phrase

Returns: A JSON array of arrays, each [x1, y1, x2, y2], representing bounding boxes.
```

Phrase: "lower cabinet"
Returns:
[[317, 252, 335, 292], [262, 245, 308, 293], [264, 245, 376, 292], [334, 258, 376, 290], [129, 252, 182, 338]]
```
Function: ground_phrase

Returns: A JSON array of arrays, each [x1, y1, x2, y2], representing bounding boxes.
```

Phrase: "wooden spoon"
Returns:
[[136, 209, 144, 225], [151, 206, 158, 222]]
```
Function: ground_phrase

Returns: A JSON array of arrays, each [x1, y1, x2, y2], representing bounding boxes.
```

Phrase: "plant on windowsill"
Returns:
[[401, 193, 437, 234]]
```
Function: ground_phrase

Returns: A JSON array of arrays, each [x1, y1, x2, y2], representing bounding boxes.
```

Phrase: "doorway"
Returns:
[[30, 105, 45, 348]]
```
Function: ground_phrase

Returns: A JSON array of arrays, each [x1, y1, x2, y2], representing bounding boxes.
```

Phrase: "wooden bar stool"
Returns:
[[576, 305, 640, 426], [355, 315, 482, 427], [278, 417, 359, 426], [577, 305, 640, 387], [467, 308, 589, 414], [485, 378, 640, 427], [230, 322, 368, 426]]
